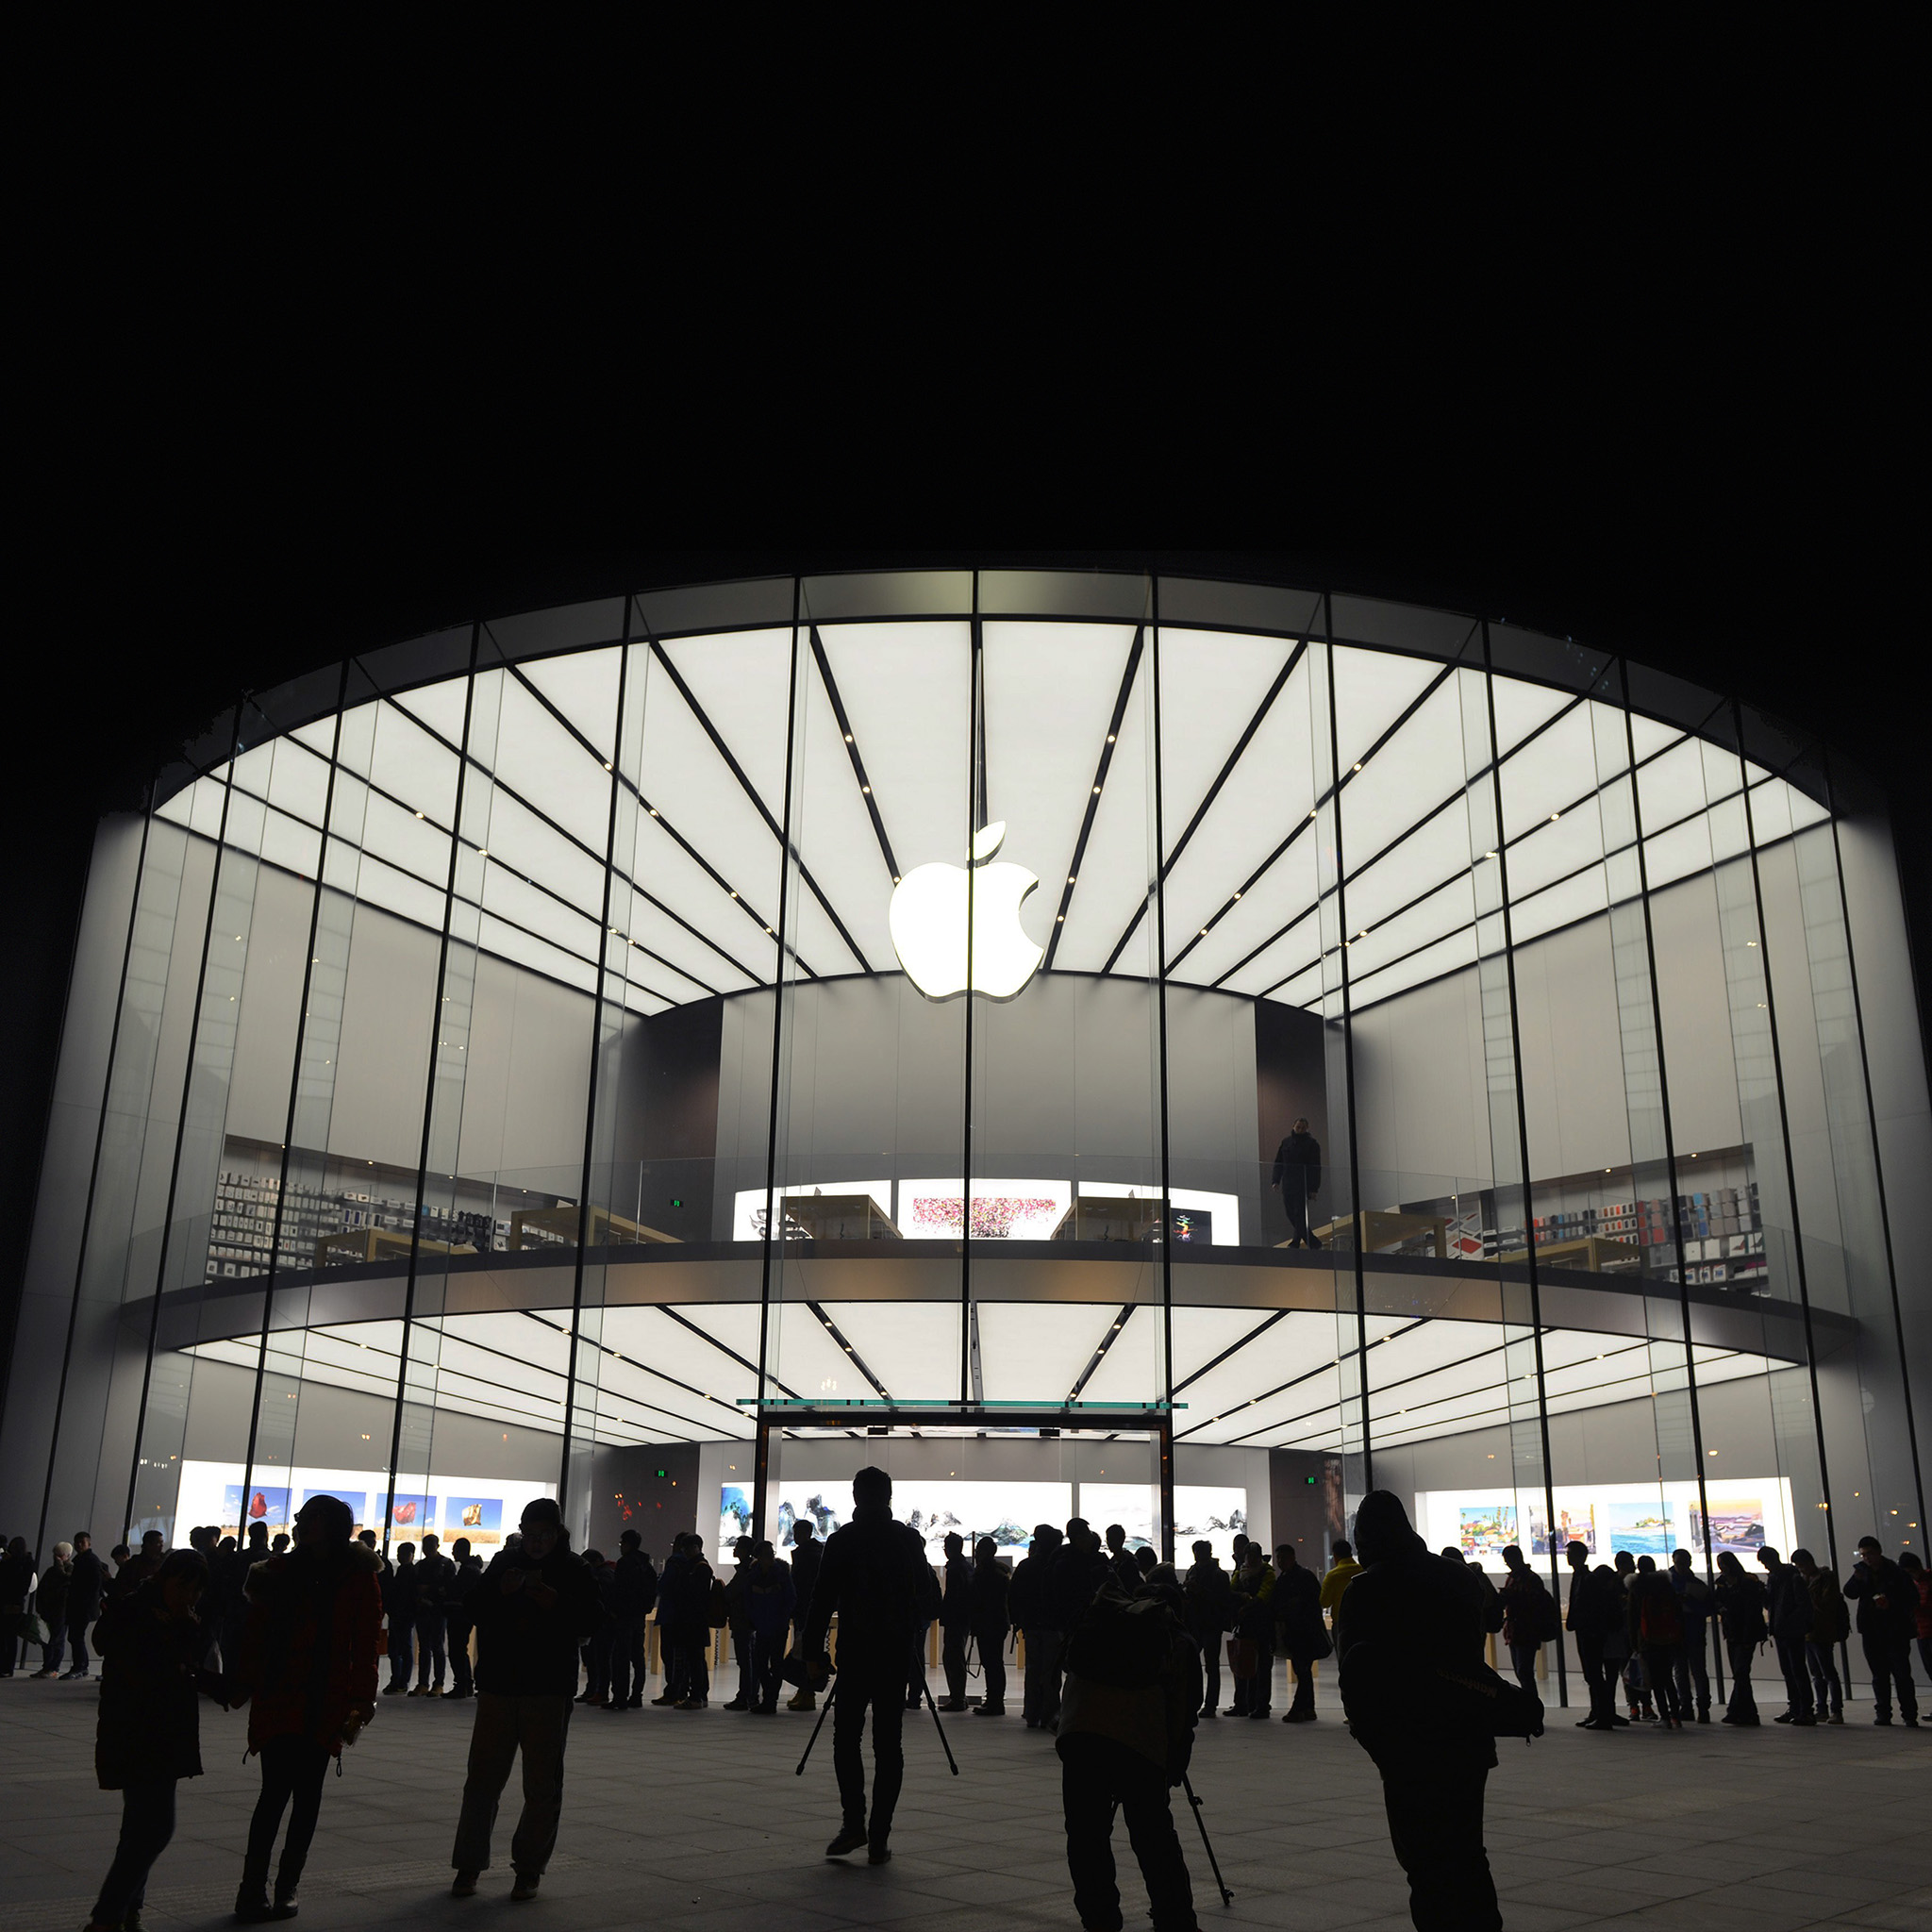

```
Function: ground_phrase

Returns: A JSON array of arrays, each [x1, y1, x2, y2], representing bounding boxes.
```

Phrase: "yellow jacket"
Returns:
[[1319, 1557, 1361, 1613]]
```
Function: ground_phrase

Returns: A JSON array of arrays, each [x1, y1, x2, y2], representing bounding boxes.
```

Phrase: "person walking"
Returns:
[[381, 1542, 418, 1695], [1666, 1549, 1714, 1723], [65, 1531, 108, 1679], [230, 1494, 383, 1921], [1496, 1546, 1553, 1694], [1627, 1556, 1686, 1729], [785, 1522, 824, 1711], [744, 1541, 795, 1715], [1897, 1550, 1932, 1684], [970, 1537, 1011, 1715], [1711, 1550, 1768, 1725], [1338, 1492, 1510, 1932], [1842, 1537, 1920, 1727], [449, 1498, 605, 1901], [1055, 1572, 1202, 1932], [1010, 1524, 1065, 1729], [32, 1541, 75, 1677], [1274, 1544, 1326, 1722], [446, 1538, 483, 1700], [1790, 1548, 1848, 1724], [1564, 1541, 1625, 1730], [0, 1536, 35, 1674], [1271, 1116, 1323, 1249], [797, 1467, 941, 1864], [606, 1531, 656, 1712], [1756, 1546, 1815, 1724], [82, 1549, 225, 1932], [1181, 1541, 1236, 1720], [938, 1531, 973, 1712], [412, 1534, 454, 1697]]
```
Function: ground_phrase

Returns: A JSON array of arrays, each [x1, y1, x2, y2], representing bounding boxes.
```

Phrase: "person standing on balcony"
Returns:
[[1271, 1118, 1323, 1249]]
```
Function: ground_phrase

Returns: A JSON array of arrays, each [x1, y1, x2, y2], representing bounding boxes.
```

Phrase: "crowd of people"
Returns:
[[2, 1502, 1928, 1932]]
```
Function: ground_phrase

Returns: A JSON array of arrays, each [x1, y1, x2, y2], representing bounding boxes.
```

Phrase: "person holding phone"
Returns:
[[1843, 1537, 1920, 1727]]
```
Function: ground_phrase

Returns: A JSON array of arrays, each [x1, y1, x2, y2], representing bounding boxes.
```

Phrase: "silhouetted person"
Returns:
[[938, 1531, 973, 1710], [655, 1532, 714, 1709], [413, 1533, 454, 1696], [65, 1530, 107, 1678], [970, 1537, 1011, 1715], [32, 1541, 73, 1677], [84, 1549, 223, 1932], [1667, 1549, 1713, 1722], [446, 1538, 483, 1700], [1274, 1544, 1324, 1722], [1181, 1541, 1236, 1719], [1339, 1492, 1503, 1932], [1228, 1544, 1274, 1717], [1756, 1545, 1814, 1724], [381, 1541, 418, 1694], [450, 1499, 604, 1900], [110, 1530, 167, 1602], [1790, 1547, 1846, 1724], [1271, 1116, 1323, 1247], [1842, 1536, 1920, 1726], [1009, 1524, 1065, 1727], [1104, 1523, 1140, 1592], [1497, 1545, 1552, 1693], [575, 1548, 616, 1707], [744, 1540, 795, 1714], [1896, 1550, 1931, 1684], [1053, 1525, 1113, 1644], [799, 1466, 941, 1864], [606, 1531, 656, 1711], [1564, 1540, 1625, 1729], [785, 1520, 824, 1710], [1712, 1550, 1767, 1726], [721, 1534, 757, 1711], [1320, 1539, 1360, 1644], [1627, 1555, 1686, 1729], [1056, 1573, 1201, 1932], [231, 1495, 382, 1921]]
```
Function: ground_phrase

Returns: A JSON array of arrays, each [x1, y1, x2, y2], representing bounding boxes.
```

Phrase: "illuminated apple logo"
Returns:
[[890, 822, 1045, 1000]]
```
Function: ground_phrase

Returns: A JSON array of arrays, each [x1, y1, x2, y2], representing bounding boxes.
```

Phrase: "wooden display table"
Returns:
[[314, 1227, 474, 1268], [1052, 1200, 1162, 1242], [508, 1205, 681, 1249], [1503, 1233, 1641, 1274], [780, 1193, 902, 1241], [1299, 1208, 1450, 1259]]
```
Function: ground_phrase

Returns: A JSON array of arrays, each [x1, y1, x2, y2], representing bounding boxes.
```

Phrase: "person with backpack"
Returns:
[[1056, 1571, 1202, 1932], [1755, 1546, 1815, 1724], [230, 1494, 384, 1920], [445, 1539, 483, 1701], [606, 1531, 656, 1712], [969, 1537, 1011, 1716], [798, 1466, 942, 1865], [1274, 1545, 1327, 1723], [1564, 1541, 1626, 1730], [1842, 1536, 1920, 1726], [1496, 1545, 1555, 1694], [1181, 1541, 1236, 1720], [1666, 1549, 1713, 1723], [1711, 1550, 1768, 1726], [1338, 1492, 1527, 1932], [1790, 1547, 1847, 1724], [1008, 1524, 1065, 1729], [1626, 1557, 1686, 1729], [938, 1531, 974, 1712]]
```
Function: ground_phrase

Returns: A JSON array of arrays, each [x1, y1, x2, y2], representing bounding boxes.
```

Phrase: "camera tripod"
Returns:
[[794, 1672, 959, 1777]]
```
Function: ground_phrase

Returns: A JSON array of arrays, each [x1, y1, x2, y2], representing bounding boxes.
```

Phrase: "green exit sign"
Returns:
[[655, 1468, 668, 1478], [1305, 1474, 1318, 1485]]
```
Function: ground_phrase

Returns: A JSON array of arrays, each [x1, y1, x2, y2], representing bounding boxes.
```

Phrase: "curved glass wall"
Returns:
[[5, 569, 1925, 1704]]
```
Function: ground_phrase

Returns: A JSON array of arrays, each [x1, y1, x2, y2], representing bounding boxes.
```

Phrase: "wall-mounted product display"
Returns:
[[753, 1479, 1076, 1564], [1415, 1480, 1797, 1572], [177, 1461, 554, 1546]]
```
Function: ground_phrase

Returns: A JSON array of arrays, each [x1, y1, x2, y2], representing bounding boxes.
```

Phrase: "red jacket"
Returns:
[[238, 1542, 383, 1756]]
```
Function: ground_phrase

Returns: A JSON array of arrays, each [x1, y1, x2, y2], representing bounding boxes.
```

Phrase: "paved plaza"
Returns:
[[2, 1665, 1927, 1932]]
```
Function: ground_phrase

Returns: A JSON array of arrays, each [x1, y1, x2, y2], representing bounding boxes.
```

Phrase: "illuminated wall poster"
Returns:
[[1174, 1486, 1248, 1567], [177, 1462, 554, 1550], [1081, 1481, 1158, 1553]]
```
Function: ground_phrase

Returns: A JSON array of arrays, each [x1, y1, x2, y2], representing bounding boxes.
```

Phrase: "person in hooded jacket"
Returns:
[[450, 1498, 605, 1900], [231, 1495, 383, 1920], [969, 1538, 1011, 1715], [1338, 1492, 1502, 1932], [798, 1467, 941, 1864], [1790, 1548, 1847, 1724], [785, 1521, 824, 1711], [84, 1549, 225, 1932], [1756, 1546, 1815, 1724], [1711, 1550, 1768, 1726], [1009, 1524, 1065, 1729], [606, 1531, 656, 1712], [1181, 1542, 1236, 1720]]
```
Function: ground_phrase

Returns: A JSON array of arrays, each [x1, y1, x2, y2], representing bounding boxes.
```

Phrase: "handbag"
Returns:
[[1308, 1621, 1333, 1662], [25, 1613, 51, 1648], [1226, 1636, 1257, 1679]]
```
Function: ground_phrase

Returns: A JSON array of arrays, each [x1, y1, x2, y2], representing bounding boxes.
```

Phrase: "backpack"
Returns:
[[1063, 1577, 1174, 1690]]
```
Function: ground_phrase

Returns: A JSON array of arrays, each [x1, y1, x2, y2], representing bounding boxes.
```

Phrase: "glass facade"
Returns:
[[5, 569, 1925, 1702]]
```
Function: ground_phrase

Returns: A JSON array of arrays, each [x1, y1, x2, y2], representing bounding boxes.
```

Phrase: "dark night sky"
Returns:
[[6, 35, 1923, 1405]]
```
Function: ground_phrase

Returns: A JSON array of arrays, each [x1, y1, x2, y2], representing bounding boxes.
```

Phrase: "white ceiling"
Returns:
[[158, 626, 1827, 1015]]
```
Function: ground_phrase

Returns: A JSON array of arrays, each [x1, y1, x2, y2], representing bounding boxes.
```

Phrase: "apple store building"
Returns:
[[6, 568, 1927, 1702]]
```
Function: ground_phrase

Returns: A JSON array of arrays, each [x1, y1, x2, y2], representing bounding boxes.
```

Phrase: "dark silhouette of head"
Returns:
[[793, 1521, 817, 1544], [1330, 1540, 1352, 1562], [620, 1529, 641, 1553], [944, 1531, 964, 1557], [1441, 1546, 1466, 1564], [1565, 1540, 1591, 1570], [1192, 1540, 1213, 1562], [1637, 1554, 1657, 1574], [1105, 1524, 1126, 1553], [1279, 1545, 1299, 1570], [292, 1493, 353, 1548], [974, 1536, 997, 1563], [1715, 1550, 1745, 1581], [1354, 1491, 1423, 1566], [1756, 1546, 1782, 1569], [1501, 1544, 1525, 1571], [1135, 1546, 1158, 1575], [852, 1466, 891, 1510]]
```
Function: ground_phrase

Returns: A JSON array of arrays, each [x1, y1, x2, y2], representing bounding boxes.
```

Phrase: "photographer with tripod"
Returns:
[[796, 1467, 941, 1865]]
